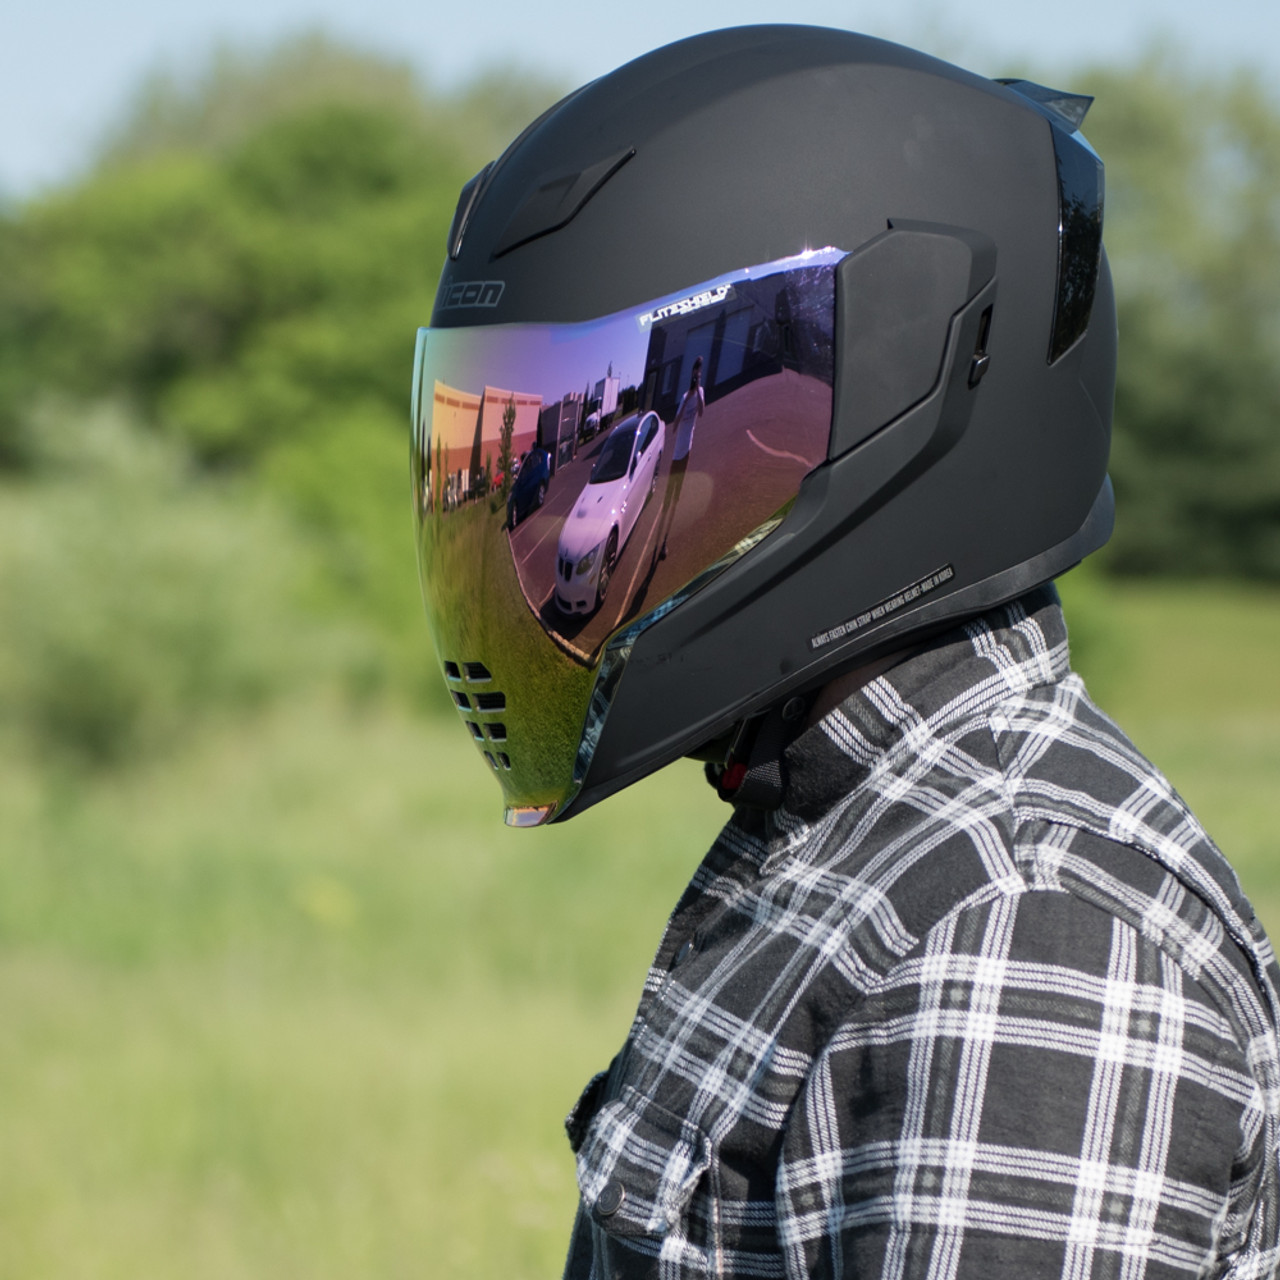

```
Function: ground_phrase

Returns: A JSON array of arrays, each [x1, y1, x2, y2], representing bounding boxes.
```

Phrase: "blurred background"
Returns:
[[1, 1, 1278, 1274]]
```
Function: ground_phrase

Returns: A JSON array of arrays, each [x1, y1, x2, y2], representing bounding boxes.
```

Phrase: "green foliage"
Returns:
[[261, 406, 442, 703], [0, 406, 382, 766], [100, 33, 562, 187], [498, 395, 516, 503], [99, 33, 431, 167], [0, 101, 464, 466], [0, 35, 562, 760], [1078, 54, 1280, 576]]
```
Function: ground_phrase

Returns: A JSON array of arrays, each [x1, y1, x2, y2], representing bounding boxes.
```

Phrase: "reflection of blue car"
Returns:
[[507, 448, 551, 528]]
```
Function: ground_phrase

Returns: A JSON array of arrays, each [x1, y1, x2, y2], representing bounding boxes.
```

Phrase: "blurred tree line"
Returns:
[[0, 38, 561, 765], [0, 35, 1276, 767], [1079, 56, 1280, 577]]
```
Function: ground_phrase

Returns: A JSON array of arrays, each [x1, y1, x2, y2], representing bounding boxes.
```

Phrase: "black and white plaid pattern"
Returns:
[[562, 587, 1280, 1279]]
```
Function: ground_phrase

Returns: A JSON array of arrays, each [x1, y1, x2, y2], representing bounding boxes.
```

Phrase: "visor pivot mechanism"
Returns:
[[968, 305, 995, 389]]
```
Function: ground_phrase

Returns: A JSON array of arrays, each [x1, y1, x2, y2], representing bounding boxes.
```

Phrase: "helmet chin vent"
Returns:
[[445, 660, 509, 753]]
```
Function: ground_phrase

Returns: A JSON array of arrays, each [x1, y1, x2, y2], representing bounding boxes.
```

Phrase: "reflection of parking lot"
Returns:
[[507, 370, 830, 664]]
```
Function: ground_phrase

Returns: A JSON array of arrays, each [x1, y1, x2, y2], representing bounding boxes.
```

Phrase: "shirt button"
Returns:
[[597, 1179, 625, 1217], [674, 937, 696, 966]]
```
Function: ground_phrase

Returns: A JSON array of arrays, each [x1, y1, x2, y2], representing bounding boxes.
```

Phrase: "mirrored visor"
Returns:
[[412, 248, 844, 824]]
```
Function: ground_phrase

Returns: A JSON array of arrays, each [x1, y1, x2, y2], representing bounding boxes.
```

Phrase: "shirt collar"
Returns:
[[780, 584, 1071, 821]]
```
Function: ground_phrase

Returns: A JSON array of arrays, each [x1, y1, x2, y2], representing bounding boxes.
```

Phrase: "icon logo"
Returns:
[[441, 280, 505, 310]]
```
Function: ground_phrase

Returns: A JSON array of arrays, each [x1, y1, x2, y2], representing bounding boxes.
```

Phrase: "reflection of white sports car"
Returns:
[[554, 411, 663, 613]]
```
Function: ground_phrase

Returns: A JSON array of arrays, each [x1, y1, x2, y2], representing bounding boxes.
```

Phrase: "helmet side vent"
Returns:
[[448, 163, 494, 261], [463, 662, 492, 682], [492, 147, 636, 259], [443, 661, 462, 680], [475, 692, 507, 713]]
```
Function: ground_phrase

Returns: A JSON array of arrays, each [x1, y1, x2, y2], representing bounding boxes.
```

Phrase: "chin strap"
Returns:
[[705, 696, 811, 811]]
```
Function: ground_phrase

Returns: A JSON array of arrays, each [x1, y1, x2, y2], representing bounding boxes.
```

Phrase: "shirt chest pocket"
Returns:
[[572, 1081, 715, 1270]]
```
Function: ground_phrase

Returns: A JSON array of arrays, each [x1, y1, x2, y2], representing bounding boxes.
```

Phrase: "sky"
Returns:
[[4, 0, 1279, 199]]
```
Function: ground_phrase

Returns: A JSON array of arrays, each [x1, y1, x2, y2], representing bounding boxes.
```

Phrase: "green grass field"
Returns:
[[0, 580, 1276, 1277], [1065, 579, 1280, 921]]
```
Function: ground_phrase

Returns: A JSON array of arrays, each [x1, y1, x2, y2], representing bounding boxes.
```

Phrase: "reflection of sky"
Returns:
[[423, 310, 646, 409], [419, 246, 846, 409]]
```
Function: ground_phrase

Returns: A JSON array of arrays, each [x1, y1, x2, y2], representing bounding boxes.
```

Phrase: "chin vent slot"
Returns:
[[497, 752, 512, 770], [449, 661, 508, 751], [483, 751, 499, 770]]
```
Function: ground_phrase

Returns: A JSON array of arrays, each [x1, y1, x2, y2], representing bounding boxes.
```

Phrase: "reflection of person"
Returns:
[[653, 356, 704, 562], [415, 27, 1280, 1280]]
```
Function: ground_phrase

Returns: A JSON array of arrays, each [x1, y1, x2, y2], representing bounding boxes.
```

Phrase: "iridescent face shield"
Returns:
[[412, 249, 843, 825]]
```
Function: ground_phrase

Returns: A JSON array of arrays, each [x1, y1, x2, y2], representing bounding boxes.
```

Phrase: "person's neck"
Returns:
[[805, 650, 911, 729]]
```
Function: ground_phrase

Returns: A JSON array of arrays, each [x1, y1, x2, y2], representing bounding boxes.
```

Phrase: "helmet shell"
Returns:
[[422, 25, 1116, 821]]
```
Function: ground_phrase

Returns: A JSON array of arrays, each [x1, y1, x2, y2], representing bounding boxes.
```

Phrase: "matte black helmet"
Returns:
[[412, 25, 1115, 825]]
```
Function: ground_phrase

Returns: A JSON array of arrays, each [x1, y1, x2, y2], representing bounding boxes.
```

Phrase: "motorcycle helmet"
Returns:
[[411, 25, 1115, 826]]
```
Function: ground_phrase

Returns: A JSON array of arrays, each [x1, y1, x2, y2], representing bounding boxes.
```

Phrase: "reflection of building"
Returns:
[[538, 392, 584, 475], [428, 380, 541, 510], [428, 382, 483, 508], [640, 267, 835, 421]]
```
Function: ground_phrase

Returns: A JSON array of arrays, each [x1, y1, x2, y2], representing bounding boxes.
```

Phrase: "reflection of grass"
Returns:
[[421, 501, 596, 812], [0, 582, 1275, 1276]]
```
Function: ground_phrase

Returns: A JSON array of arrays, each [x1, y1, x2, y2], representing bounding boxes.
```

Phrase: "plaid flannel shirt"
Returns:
[[561, 586, 1280, 1279]]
